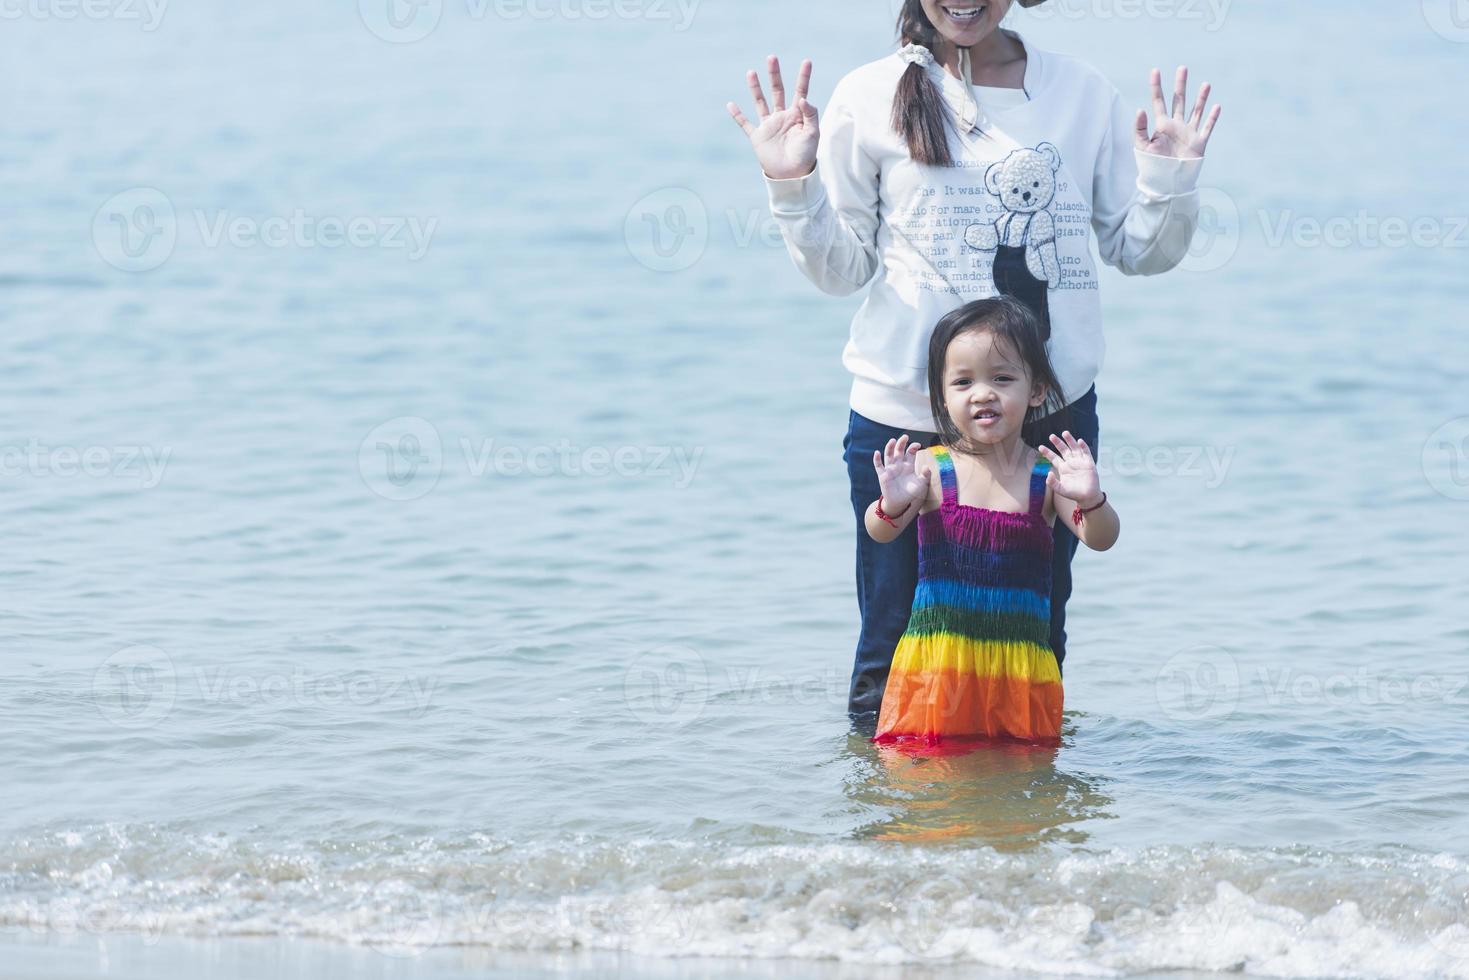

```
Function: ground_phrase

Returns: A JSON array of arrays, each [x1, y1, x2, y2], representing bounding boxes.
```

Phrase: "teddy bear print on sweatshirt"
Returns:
[[963, 142, 1063, 288]]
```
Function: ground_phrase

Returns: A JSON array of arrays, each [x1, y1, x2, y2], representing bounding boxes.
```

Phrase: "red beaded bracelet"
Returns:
[[1072, 492, 1107, 527], [875, 496, 911, 528]]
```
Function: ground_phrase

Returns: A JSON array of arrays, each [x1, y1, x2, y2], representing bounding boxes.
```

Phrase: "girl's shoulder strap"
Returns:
[[931, 444, 958, 510], [1028, 451, 1050, 517]]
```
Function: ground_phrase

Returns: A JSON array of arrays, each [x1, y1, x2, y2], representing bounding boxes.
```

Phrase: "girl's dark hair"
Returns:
[[892, 0, 1048, 166], [926, 295, 1067, 455]]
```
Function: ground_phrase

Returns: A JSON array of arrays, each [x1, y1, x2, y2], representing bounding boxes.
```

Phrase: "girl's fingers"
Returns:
[[1133, 108, 1150, 149], [1171, 65, 1188, 120], [767, 56, 788, 113], [1149, 67, 1167, 120], [747, 69, 771, 119]]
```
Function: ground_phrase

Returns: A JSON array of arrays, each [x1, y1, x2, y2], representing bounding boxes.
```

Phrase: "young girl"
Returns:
[[727, 0, 1218, 718], [864, 296, 1117, 747]]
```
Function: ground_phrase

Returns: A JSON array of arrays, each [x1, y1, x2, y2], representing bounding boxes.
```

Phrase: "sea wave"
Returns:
[[3, 825, 1468, 977]]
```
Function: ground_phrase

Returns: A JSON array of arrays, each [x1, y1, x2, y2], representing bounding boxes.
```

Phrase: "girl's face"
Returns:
[[941, 328, 1047, 444], [917, 0, 1013, 49]]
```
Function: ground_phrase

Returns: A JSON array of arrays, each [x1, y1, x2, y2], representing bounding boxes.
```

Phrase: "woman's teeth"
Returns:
[[943, 5, 986, 23]]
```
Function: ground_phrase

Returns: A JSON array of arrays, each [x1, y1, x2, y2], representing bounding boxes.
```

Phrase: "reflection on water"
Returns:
[[841, 720, 1114, 849]]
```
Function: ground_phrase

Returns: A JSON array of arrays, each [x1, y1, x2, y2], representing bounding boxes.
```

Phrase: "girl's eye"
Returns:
[[995, 376, 1013, 382]]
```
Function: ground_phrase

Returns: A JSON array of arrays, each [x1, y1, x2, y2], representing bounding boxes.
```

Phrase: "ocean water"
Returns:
[[2, 1, 1468, 977]]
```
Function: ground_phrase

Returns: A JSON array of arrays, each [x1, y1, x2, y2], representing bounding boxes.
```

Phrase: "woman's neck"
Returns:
[[934, 29, 1026, 86]]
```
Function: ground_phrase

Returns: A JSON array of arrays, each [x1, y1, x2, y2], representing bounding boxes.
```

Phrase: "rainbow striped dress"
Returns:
[[873, 444, 1063, 748]]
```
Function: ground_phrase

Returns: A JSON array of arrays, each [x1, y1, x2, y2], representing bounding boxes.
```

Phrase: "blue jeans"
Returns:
[[841, 386, 1100, 717]]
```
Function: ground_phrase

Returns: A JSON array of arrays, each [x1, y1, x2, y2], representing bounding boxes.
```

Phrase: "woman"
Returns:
[[727, 0, 1220, 718]]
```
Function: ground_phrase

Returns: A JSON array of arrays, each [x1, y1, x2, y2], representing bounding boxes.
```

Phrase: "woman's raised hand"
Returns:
[[872, 435, 930, 511], [1038, 431, 1102, 506], [727, 56, 819, 181], [1134, 66, 1220, 160]]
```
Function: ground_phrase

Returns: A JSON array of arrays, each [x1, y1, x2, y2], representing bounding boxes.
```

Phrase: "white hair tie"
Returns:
[[897, 43, 936, 69]]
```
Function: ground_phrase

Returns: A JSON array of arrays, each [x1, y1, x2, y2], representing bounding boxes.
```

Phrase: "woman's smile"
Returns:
[[941, 4, 987, 25]]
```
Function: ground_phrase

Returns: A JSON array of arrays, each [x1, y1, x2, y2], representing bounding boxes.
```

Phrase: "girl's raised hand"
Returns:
[[872, 435, 930, 511], [727, 56, 820, 181], [1135, 66, 1220, 160], [1038, 431, 1102, 506]]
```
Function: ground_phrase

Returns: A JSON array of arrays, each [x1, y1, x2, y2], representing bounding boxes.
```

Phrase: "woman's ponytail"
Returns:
[[890, 0, 1049, 168], [891, 0, 953, 167]]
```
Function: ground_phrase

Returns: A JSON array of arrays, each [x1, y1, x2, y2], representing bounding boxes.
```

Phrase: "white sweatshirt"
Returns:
[[764, 31, 1204, 431]]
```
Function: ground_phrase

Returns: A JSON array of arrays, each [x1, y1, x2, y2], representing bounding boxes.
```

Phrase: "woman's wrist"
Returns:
[[762, 162, 817, 182]]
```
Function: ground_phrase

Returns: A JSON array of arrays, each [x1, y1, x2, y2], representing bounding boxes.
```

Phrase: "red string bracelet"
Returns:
[[1072, 492, 1107, 527], [875, 496, 911, 528]]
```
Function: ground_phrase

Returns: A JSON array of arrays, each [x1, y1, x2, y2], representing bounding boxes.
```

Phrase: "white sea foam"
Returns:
[[4, 827, 1469, 977]]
